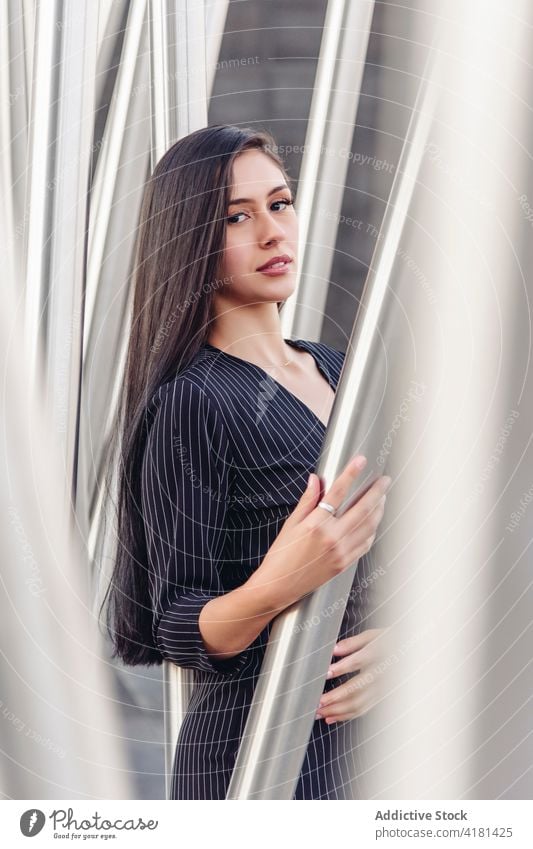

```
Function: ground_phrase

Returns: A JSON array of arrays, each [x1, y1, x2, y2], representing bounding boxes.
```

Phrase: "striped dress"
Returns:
[[141, 338, 372, 799]]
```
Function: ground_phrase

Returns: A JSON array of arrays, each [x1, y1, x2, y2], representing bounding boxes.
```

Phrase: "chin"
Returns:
[[264, 289, 295, 305], [261, 278, 297, 300], [233, 275, 296, 304]]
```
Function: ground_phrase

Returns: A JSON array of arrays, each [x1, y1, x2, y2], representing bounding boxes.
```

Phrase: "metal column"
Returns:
[[280, 0, 375, 342], [362, 0, 533, 799], [82, 1, 152, 596], [23, 0, 98, 526], [0, 0, 30, 299], [1, 0, 132, 799], [1, 281, 132, 798]]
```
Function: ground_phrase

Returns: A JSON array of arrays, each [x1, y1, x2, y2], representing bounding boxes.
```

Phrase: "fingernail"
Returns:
[[307, 473, 314, 489], [351, 455, 367, 470], [326, 668, 333, 678], [315, 712, 323, 720]]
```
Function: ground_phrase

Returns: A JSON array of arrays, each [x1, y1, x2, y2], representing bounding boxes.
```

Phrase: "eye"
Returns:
[[227, 211, 247, 224], [271, 196, 295, 212], [226, 198, 294, 224]]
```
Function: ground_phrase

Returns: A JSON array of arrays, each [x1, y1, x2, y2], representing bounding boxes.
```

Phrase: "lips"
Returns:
[[256, 254, 293, 271]]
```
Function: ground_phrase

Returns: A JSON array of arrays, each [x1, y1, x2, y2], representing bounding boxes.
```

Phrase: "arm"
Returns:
[[198, 576, 278, 662], [141, 378, 277, 678]]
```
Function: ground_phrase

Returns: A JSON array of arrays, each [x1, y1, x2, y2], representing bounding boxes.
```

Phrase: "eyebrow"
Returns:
[[228, 184, 290, 206]]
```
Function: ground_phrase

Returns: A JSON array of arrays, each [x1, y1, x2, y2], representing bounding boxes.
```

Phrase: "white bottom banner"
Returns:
[[1, 800, 532, 847]]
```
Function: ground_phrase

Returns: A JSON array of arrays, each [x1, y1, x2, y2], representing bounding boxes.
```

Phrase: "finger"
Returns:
[[328, 651, 370, 678], [346, 498, 386, 549], [319, 687, 376, 723], [328, 631, 388, 678], [328, 656, 393, 712], [332, 628, 385, 656], [319, 691, 367, 721], [323, 695, 376, 723], [314, 455, 368, 523], [335, 476, 391, 537], [317, 681, 352, 716], [283, 472, 320, 529], [328, 647, 372, 678], [319, 674, 369, 710], [332, 635, 391, 677]]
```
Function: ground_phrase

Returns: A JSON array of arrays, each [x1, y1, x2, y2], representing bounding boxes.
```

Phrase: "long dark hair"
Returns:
[[100, 124, 293, 666]]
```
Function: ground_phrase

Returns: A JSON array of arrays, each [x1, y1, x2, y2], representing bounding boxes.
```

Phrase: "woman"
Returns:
[[102, 124, 391, 799]]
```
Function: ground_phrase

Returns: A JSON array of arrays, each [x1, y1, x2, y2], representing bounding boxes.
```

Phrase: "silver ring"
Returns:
[[317, 500, 337, 517]]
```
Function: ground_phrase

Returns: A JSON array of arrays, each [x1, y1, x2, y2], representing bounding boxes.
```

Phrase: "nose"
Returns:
[[258, 206, 287, 245]]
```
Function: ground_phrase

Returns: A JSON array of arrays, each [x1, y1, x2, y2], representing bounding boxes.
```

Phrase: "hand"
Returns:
[[246, 456, 391, 614], [315, 628, 389, 724]]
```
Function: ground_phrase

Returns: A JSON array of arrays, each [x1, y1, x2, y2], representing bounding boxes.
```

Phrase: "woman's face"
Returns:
[[219, 149, 298, 304]]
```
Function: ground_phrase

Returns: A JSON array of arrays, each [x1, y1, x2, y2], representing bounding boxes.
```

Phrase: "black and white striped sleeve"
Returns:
[[141, 378, 251, 678]]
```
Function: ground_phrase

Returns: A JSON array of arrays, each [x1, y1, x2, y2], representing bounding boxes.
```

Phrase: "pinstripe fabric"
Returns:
[[141, 338, 373, 799]]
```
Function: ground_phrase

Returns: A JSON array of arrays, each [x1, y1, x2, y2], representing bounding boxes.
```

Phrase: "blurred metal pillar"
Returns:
[[205, 0, 229, 96], [21, 0, 35, 105], [82, 0, 150, 564], [149, 0, 210, 149], [84, 0, 147, 467], [82, 0, 139, 548], [227, 32, 439, 802], [94, 0, 131, 143], [1, 230, 132, 801], [361, 0, 533, 799], [280, 0, 375, 342], [22, 0, 97, 530], [146, 0, 217, 799], [0, 0, 30, 296]]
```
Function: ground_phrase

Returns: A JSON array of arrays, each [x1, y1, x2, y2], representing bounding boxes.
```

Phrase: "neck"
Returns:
[[207, 301, 293, 363]]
